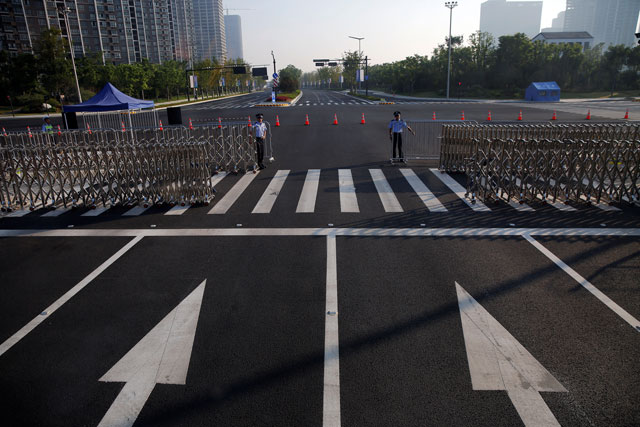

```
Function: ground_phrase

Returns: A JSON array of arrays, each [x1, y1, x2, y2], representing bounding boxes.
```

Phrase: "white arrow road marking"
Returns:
[[98, 280, 206, 427], [455, 282, 566, 427]]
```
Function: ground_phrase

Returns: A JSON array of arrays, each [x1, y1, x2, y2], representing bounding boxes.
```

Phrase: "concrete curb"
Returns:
[[290, 90, 303, 105]]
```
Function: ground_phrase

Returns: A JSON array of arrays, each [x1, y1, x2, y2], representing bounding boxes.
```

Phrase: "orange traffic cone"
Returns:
[[188, 118, 194, 130], [121, 121, 126, 132], [586, 110, 591, 120], [551, 110, 557, 121], [57, 125, 62, 136], [461, 111, 465, 121], [333, 113, 338, 125], [158, 120, 163, 131], [247, 116, 252, 127], [2, 127, 6, 136], [517, 110, 523, 121], [361, 113, 366, 124], [487, 111, 492, 121], [624, 110, 629, 120], [218, 117, 222, 129], [275, 115, 280, 127], [86, 123, 92, 134], [432, 111, 437, 120], [27, 126, 32, 138], [304, 114, 310, 126]]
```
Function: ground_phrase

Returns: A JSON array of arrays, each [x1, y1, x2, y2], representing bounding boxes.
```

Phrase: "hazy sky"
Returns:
[[225, 0, 567, 72]]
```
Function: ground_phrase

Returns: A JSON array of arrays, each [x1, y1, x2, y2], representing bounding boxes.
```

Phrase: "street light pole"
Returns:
[[349, 36, 364, 91], [59, 6, 82, 103], [271, 50, 278, 97], [445, 1, 457, 100]]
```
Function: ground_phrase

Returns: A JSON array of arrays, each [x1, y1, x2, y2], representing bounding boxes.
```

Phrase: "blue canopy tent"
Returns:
[[62, 82, 154, 112], [525, 82, 561, 102], [62, 83, 156, 130]]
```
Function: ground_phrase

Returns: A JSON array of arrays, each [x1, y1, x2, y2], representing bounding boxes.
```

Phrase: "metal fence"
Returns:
[[465, 138, 640, 205], [440, 122, 640, 171], [0, 122, 266, 211], [402, 120, 477, 161], [80, 109, 159, 131]]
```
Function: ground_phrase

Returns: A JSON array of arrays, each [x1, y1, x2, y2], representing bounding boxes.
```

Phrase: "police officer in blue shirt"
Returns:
[[388, 111, 415, 162], [253, 113, 268, 169]]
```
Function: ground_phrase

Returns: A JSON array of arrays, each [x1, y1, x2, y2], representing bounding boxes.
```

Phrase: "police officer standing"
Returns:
[[388, 111, 415, 162], [42, 117, 54, 134], [253, 113, 267, 169]]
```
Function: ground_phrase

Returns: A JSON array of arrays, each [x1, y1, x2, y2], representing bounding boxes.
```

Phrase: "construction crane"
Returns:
[[225, 8, 254, 15]]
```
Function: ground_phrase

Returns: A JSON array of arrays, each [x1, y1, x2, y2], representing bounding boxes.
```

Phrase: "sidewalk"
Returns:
[[0, 91, 262, 120]]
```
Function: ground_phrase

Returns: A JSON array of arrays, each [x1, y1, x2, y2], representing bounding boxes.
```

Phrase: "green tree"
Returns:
[[342, 51, 362, 92], [278, 64, 302, 91], [34, 28, 73, 99], [602, 45, 631, 95]]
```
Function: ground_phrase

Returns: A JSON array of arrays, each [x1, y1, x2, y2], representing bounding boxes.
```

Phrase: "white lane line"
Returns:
[[165, 204, 191, 216], [297, 169, 321, 213], [208, 171, 259, 214], [369, 169, 403, 212], [123, 205, 151, 216], [82, 206, 110, 217], [323, 234, 341, 427], [1, 228, 639, 238], [338, 169, 359, 213], [429, 168, 491, 212], [400, 169, 447, 212], [524, 234, 640, 332], [252, 170, 290, 214], [210, 171, 228, 188], [41, 208, 72, 217], [0, 236, 144, 357]]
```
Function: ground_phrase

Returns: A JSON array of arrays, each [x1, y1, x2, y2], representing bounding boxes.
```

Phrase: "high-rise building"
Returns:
[[0, 0, 225, 65], [479, 0, 543, 39], [224, 14, 243, 60], [564, 0, 640, 47], [193, 0, 226, 63]]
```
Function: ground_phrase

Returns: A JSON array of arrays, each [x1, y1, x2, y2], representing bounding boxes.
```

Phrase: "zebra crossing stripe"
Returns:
[[4, 209, 31, 217], [164, 173, 227, 215], [252, 170, 290, 214], [211, 172, 229, 188], [430, 169, 491, 212], [297, 169, 321, 213], [41, 208, 72, 217], [123, 205, 151, 216], [82, 206, 110, 217], [369, 169, 403, 212], [208, 171, 259, 214], [400, 169, 447, 212], [339, 169, 359, 213]]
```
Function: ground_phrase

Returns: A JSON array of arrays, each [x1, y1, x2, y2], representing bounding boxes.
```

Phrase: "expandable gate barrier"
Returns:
[[402, 120, 477, 161], [440, 123, 640, 171], [465, 138, 639, 205], [0, 122, 271, 211]]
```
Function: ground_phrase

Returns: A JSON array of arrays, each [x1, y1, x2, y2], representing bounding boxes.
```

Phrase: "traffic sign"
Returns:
[[273, 72, 279, 79]]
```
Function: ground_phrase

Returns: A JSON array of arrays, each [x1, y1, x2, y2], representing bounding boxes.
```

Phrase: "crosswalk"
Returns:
[[1, 168, 629, 219], [191, 100, 483, 109]]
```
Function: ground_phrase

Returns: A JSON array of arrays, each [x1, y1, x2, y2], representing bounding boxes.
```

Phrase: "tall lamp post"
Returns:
[[445, 1, 457, 100], [348, 35, 364, 91], [58, 6, 82, 103]]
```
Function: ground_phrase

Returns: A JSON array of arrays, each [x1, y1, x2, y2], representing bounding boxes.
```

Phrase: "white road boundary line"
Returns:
[[164, 204, 191, 216], [338, 169, 359, 213], [297, 169, 321, 213], [323, 233, 341, 427], [429, 169, 491, 212], [1, 228, 639, 238], [252, 170, 290, 214], [400, 169, 447, 212], [524, 234, 640, 332], [0, 235, 144, 357], [208, 172, 259, 214], [369, 169, 403, 213]]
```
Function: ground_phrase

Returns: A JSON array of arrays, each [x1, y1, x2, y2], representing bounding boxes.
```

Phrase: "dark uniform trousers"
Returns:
[[392, 132, 403, 159], [255, 137, 265, 166]]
